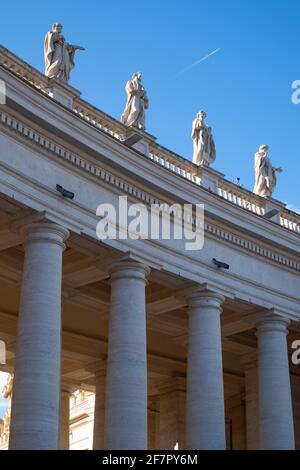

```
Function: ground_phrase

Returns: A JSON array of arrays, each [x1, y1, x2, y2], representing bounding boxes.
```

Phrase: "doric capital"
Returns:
[[255, 312, 290, 335], [186, 287, 225, 313], [110, 260, 150, 284], [22, 223, 70, 250], [11, 212, 69, 250]]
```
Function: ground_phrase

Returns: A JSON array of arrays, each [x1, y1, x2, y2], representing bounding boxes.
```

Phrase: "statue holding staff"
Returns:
[[44, 23, 85, 82]]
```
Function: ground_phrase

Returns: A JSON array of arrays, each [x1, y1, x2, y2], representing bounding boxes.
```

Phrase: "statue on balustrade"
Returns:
[[253, 144, 282, 198], [44, 23, 85, 82], [192, 111, 216, 166], [121, 72, 149, 130]]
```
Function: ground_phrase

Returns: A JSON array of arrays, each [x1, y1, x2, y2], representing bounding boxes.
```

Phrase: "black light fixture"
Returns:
[[212, 258, 230, 270], [56, 184, 74, 200]]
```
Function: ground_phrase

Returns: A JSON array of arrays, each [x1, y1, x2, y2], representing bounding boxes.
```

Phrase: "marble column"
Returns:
[[256, 314, 295, 449], [9, 223, 69, 450], [226, 394, 246, 450], [186, 290, 226, 450], [60, 389, 70, 450], [158, 379, 186, 450], [104, 261, 150, 450], [148, 399, 160, 450], [291, 374, 300, 450], [93, 371, 106, 450], [242, 353, 259, 450]]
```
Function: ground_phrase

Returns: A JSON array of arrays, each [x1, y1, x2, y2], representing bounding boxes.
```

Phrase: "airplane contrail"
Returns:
[[175, 48, 221, 77]]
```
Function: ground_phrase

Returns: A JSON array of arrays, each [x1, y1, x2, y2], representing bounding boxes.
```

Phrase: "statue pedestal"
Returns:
[[47, 79, 81, 109], [197, 165, 225, 193], [262, 198, 286, 223], [123, 128, 157, 156]]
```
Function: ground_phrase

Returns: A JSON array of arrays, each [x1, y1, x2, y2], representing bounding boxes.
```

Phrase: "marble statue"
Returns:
[[253, 144, 282, 198], [121, 72, 149, 130], [44, 23, 85, 82], [192, 111, 216, 166]]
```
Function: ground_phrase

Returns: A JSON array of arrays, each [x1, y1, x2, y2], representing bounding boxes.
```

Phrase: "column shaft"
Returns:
[[60, 390, 70, 450], [245, 366, 259, 449], [186, 291, 226, 450], [159, 389, 186, 450], [93, 373, 106, 450], [256, 315, 295, 449], [9, 223, 69, 450], [104, 261, 149, 450]]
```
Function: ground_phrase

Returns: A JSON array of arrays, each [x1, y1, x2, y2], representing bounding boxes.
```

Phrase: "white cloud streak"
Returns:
[[175, 48, 221, 77]]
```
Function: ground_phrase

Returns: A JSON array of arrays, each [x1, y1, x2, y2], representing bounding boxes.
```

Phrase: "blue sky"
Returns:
[[1, 0, 299, 209], [0, 372, 8, 418]]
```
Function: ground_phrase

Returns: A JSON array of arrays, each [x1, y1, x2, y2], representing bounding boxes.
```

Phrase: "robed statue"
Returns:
[[121, 72, 149, 130], [192, 111, 216, 166], [253, 144, 282, 198], [44, 23, 85, 82]]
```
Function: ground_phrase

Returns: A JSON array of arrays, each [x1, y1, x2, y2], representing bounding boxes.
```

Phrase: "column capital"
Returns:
[[10, 211, 69, 249], [110, 260, 150, 283], [187, 288, 225, 311], [255, 312, 290, 335], [22, 223, 69, 250]]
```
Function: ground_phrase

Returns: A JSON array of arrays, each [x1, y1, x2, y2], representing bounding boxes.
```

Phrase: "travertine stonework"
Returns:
[[192, 111, 216, 167], [253, 144, 282, 198], [44, 23, 84, 81], [0, 44, 299, 451], [121, 72, 149, 130]]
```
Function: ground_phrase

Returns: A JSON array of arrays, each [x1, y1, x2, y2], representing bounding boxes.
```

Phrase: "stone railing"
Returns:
[[147, 145, 300, 235], [147, 142, 265, 214], [148, 143, 199, 183], [0, 45, 49, 95], [73, 100, 127, 141], [218, 180, 265, 216], [1, 44, 300, 235], [280, 211, 300, 234]]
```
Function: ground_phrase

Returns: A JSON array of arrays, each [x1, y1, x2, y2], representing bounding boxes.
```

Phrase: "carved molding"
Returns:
[[0, 110, 299, 273]]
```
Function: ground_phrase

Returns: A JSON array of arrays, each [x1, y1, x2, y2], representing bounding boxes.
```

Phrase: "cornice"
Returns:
[[0, 109, 299, 274], [1, 65, 300, 251], [1, 46, 299, 241]]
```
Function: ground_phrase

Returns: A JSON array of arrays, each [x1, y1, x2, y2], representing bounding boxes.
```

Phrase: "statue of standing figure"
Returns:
[[121, 72, 149, 130], [192, 111, 216, 166], [44, 23, 85, 82], [253, 144, 282, 198]]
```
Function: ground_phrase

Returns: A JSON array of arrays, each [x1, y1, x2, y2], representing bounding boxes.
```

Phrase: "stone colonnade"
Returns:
[[7, 222, 295, 450]]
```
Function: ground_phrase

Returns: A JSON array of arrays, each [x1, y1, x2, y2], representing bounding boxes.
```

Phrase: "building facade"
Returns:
[[0, 380, 95, 451], [0, 45, 299, 450]]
